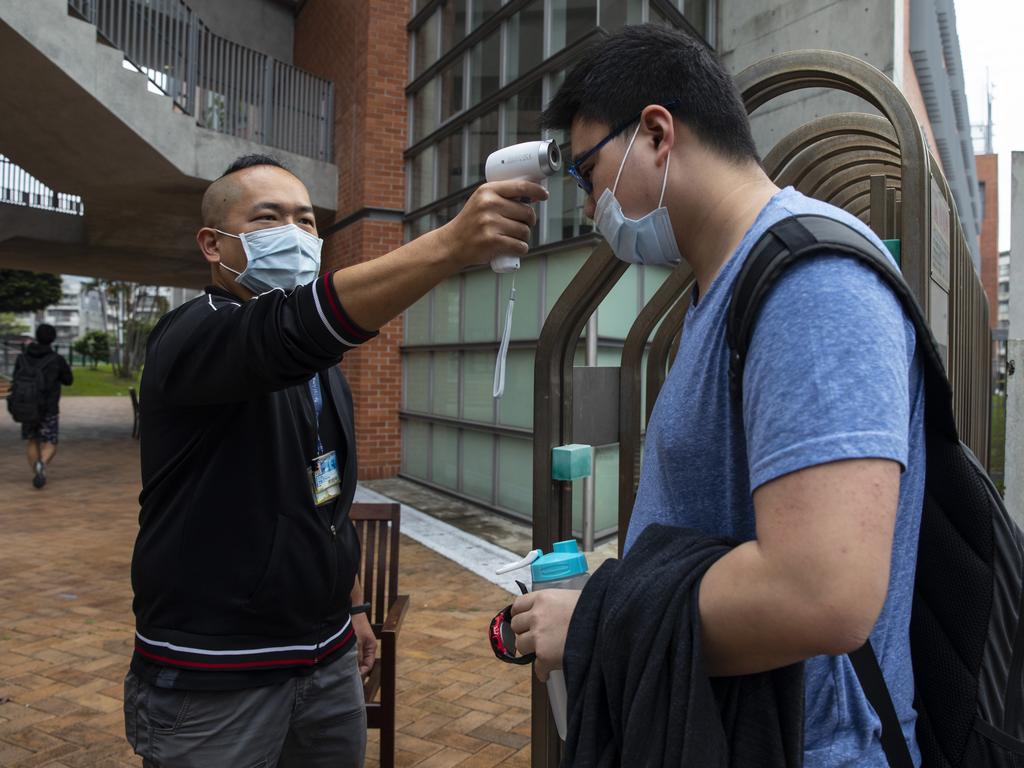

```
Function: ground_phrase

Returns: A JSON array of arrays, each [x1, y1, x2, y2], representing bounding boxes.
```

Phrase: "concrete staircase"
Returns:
[[0, 0, 337, 287]]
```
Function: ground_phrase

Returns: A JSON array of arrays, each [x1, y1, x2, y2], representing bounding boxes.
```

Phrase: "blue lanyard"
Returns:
[[308, 374, 324, 455]]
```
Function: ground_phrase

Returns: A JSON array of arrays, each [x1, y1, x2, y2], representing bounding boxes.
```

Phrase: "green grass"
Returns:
[[63, 363, 141, 397]]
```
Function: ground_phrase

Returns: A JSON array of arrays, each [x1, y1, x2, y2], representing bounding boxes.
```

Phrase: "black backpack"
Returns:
[[726, 214, 1024, 767], [7, 352, 55, 424]]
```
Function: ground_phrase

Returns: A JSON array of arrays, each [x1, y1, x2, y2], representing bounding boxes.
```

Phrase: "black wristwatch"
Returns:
[[350, 602, 371, 616]]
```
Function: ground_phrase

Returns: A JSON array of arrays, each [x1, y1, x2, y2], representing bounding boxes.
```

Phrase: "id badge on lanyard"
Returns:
[[307, 374, 341, 506]]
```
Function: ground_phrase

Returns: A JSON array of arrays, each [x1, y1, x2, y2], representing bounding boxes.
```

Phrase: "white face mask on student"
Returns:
[[215, 223, 323, 294], [592, 122, 682, 267]]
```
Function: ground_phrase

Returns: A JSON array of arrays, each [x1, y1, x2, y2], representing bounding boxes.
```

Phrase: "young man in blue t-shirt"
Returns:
[[510, 24, 924, 767]]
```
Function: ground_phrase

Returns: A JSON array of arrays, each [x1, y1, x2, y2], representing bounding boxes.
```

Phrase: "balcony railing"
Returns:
[[68, 0, 334, 162], [0, 155, 84, 215]]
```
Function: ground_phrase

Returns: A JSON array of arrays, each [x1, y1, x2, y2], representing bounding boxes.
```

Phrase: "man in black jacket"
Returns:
[[13, 323, 73, 489], [124, 154, 546, 767]]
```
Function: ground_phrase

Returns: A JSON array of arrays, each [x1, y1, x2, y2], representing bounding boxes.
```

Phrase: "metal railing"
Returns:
[[67, 0, 334, 162], [1, 155, 84, 215]]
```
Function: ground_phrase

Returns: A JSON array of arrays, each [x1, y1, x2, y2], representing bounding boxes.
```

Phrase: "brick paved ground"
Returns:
[[0, 397, 533, 767]]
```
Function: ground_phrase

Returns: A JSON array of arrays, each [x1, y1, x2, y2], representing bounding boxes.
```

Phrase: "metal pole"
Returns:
[[581, 312, 597, 551]]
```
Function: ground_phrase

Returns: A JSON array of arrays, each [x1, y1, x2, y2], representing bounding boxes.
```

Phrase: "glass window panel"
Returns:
[[431, 351, 460, 417], [545, 164, 593, 244], [461, 430, 494, 502], [469, 31, 501, 108], [471, 0, 502, 29], [402, 420, 430, 478], [413, 10, 440, 79], [430, 425, 459, 487], [505, 79, 544, 145], [505, 0, 543, 83], [467, 110, 500, 184], [570, 476, 584, 535], [496, 349, 534, 428], [436, 130, 465, 196], [599, 0, 642, 28], [431, 278, 461, 343], [464, 268, 497, 342], [594, 445, 619, 530], [441, 56, 465, 120], [412, 79, 440, 143], [597, 264, 638, 339], [405, 213, 434, 243], [642, 264, 673, 303], [462, 351, 496, 422], [677, 0, 708, 38], [497, 436, 533, 515], [499, 257, 540, 340], [545, 247, 590, 316], [550, 0, 596, 56], [410, 145, 436, 210], [441, 0, 468, 51], [596, 347, 621, 367], [405, 296, 431, 345], [403, 351, 431, 410]]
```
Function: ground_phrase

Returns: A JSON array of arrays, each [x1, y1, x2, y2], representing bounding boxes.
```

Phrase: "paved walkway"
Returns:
[[0, 397, 533, 767]]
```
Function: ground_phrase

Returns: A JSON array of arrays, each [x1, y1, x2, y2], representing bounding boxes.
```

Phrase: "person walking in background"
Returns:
[[8, 323, 73, 489]]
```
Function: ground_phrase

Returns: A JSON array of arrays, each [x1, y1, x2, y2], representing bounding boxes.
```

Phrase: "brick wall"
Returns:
[[976, 154, 999, 329], [295, 0, 408, 479]]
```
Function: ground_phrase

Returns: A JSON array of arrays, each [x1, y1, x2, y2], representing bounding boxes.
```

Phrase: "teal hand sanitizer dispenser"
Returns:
[[497, 540, 589, 740]]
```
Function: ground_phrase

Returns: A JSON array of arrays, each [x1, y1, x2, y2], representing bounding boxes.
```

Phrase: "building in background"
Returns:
[[4, 0, 984, 536], [995, 249, 1011, 392]]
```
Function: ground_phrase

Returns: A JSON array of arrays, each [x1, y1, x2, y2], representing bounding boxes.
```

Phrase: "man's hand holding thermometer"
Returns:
[[481, 140, 562, 397]]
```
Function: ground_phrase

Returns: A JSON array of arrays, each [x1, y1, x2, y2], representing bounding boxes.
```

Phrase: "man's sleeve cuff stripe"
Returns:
[[312, 279, 356, 347], [320, 273, 376, 343]]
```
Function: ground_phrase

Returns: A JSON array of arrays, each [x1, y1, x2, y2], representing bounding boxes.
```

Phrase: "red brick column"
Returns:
[[976, 154, 999, 329], [295, 0, 408, 480]]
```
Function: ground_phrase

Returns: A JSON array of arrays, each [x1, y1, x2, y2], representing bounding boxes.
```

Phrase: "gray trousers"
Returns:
[[124, 652, 366, 768]]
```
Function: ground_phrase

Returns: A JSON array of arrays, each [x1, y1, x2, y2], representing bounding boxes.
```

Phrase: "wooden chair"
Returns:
[[349, 502, 409, 768]]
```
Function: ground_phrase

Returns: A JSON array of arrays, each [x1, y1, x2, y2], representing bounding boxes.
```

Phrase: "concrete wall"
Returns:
[[187, 0, 294, 64], [1006, 152, 1024, 526], [718, 0, 900, 158]]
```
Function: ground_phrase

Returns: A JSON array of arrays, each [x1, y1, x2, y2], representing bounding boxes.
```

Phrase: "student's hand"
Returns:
[[352, 612, 377, 676], [438, 180, 548, 270], [510, 589, 581, 681]]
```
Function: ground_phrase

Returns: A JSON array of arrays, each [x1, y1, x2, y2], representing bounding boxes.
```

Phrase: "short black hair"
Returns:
[[541, 24, 759, 164], [220, 154, 288, 178], [35, 324, 56, 345]]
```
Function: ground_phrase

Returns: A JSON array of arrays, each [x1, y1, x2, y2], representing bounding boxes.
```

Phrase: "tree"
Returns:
[[72, 330, 112, 368], [83, 280, 168, 378], [0, 312, 29, 339], [0, 270, 63, 312]]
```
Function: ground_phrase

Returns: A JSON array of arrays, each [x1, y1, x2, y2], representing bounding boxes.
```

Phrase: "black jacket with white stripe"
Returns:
[[130, 275, 376, 686]]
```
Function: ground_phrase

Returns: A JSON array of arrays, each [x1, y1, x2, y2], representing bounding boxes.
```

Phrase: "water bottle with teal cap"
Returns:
[[496, 539, 589, 739]]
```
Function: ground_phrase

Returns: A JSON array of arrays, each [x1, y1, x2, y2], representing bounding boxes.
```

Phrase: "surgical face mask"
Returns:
[[215, 223, 323, 293], [592, 123, 682, 267]]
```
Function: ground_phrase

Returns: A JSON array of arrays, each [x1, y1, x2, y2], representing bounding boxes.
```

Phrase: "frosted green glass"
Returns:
[[497, 349, 534, 429], [431, 278, 461, 343], [405, 295, 431, 345], [461, 351, 495, 423], [464, 269, 497, 342], [545, 247, 590, 316], [462, 430, 494, 502], [643, 264, 673, 304], [402, 420, 429, 479], [432, 351, 459, 417], [499, 257, 540, 340], [431, 425, 459, 488], [598, 264, 638, 339], [404, 352, 430, 412], [497, 436, 533, 516], [594, 445, 619, 531]]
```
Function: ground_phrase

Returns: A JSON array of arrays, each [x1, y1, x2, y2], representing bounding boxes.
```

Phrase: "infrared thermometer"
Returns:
[[484, 140, 562, 273]]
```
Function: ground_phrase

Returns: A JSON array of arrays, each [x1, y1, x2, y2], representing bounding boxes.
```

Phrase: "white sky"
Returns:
[[954, 0, 1024, 252]]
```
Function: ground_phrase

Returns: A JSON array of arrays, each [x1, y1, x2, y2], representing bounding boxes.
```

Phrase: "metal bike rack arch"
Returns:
[[528, 49, 990, 768]]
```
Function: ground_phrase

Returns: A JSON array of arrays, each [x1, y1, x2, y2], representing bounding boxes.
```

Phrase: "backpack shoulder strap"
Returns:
[[725, 214, 957, 441]]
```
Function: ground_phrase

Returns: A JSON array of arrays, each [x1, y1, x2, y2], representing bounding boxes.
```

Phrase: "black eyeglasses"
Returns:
[[566, 100, 680, 195]]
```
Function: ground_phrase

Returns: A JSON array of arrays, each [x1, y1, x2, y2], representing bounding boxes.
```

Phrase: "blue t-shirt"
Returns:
[[625, 187, 925, 767]]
